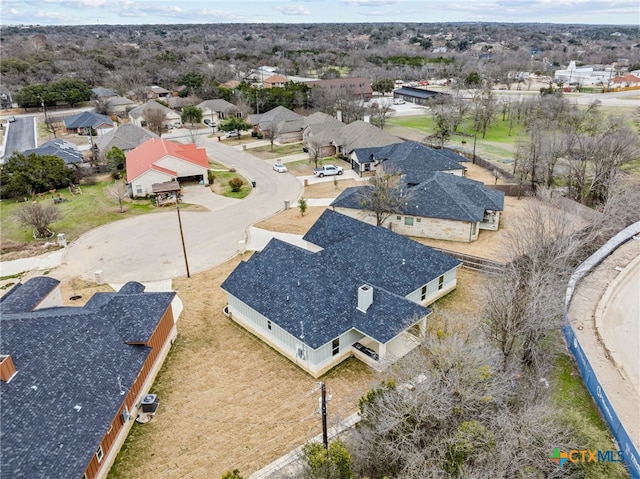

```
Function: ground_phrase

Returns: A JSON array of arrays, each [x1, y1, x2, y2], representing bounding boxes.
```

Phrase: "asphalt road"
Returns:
[[60, 137, 302, 283], [1, 115, 36, 161]]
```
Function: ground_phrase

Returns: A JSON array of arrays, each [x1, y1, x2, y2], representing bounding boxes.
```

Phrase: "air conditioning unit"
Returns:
[[297, 347, 306, 360], [140, 394, 159, 414], [121, 406, 133, 423]]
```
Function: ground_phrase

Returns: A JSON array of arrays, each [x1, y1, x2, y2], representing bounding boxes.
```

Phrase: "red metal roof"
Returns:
[[126, 138, 208, 182]]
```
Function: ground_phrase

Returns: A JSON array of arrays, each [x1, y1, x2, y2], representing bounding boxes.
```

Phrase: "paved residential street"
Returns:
[[1, 115, 36, 161], [58, 138, 302, 283]]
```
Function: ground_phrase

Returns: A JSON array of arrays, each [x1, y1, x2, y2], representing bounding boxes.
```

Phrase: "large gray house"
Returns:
[[221, 210, 461, 377]]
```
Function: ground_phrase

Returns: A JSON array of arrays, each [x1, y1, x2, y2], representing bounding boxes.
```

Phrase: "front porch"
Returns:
[[480, 210, 501, 231], [350, 327, 423, 372]]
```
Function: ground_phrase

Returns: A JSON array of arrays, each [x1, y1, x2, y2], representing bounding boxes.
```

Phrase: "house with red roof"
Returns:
[[610, 74, 640, 89], [126, 138, 209, 197]]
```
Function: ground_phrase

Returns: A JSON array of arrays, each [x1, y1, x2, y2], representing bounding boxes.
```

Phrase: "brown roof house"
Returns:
[[197, 99, 242, 124], [263, 74, 289, 88], [305, 77, 373, 101], [0, 276, 181, 479], [128, 101, 182, 130], [249, 106, 305, 144]]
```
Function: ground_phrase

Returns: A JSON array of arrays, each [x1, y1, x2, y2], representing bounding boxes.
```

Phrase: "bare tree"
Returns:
[[370, 103, 393, 130], [358, 167, 406, 226], [484, 190, 594, 373], [143, 108, 167, 137], [349, 332, 581, 479], [107, 181, 128, 213], [15, 202, 61, 239]]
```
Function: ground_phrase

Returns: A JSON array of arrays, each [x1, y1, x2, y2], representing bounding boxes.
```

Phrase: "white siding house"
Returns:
[[221, 210, 461, 377]]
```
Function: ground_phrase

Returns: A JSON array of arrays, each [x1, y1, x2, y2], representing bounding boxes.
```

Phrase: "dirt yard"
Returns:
[[48, 175, 490, 479], [66, 255, 484, 479], [17, 158, 585, 478]]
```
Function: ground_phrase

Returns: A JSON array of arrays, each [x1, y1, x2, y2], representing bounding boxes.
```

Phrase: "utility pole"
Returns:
[[321, 382, 328, 449], [174, 192, 190, 278]]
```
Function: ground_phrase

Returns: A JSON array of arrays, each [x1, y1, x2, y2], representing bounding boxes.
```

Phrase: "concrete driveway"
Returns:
[[60, 138, 302, 283]]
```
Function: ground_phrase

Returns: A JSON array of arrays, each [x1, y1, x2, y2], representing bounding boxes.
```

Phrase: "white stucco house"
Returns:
[[125, 138, 209, 197], [221, 210, 461, 377]]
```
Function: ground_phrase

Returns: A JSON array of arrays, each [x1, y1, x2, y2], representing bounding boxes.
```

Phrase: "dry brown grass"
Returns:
[[101, 256, 489, 479], [106, 256, 380, 479]]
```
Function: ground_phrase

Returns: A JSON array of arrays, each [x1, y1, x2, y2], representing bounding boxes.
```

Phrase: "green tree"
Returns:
[[303, 441, 353, 479], [50, 78, 92, 107], [179, 72, 204, 89], [180, 105, 203, 127], [220, 469, 243, 479], [228, 177, 244, 192], [0, 153, 75, 199], [298, 197, 307, 217], [105, 146, 126, 171], [464, 71, 482, 87], [15, 84, 49, 108], [218, 117, 251, 134], [371, 79, 395, 96]]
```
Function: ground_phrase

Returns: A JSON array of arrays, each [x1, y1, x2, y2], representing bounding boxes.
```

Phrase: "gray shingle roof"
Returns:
[[305, 210, 462, 294], [94, 123, 159, 152], [358, 141, 466, 184], [23, 139, 83, 165], [222, 211, 461, 350], [221, 239, 429, 349], [196, 99, 237, 114], [0, 279, 175, 479], [64, 111, 113, 130], [128, 101, 174, 120], [335, 120, 402, 152], [332, 172, 504, 222]]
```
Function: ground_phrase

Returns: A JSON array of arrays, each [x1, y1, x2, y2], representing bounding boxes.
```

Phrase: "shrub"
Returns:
[[228, 177, 244, 192], [256, 133, 263, 139], [207, 170, 216, 184]]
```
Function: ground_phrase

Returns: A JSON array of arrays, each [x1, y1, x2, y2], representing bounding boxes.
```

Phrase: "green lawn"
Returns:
[[210, 171, 253, 199], [0, 179, 156, 245]]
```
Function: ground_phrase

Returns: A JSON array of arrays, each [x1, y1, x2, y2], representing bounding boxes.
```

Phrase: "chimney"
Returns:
[[357, 284, 373, 312], [0, 355, 17, 383]]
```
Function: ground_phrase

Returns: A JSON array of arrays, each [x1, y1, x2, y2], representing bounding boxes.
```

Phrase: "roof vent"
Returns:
[[357, 284, 373, 313], [0, 355, 17, 383]]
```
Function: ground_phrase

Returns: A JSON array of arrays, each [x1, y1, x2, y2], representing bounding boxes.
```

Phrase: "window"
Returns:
[[421, 285, 427, 301], [404, 217, 414, 226], [332, 338, 340, 356], [136, 185, 142, 195], [396, 215, 401, 220], [219, 112, 225, 119], [267, 320, 272, 331], [95, 445, 104, 463], [235, 112, 242, 118], [438, 276, 444, 290], [416, 218, 421, 223]]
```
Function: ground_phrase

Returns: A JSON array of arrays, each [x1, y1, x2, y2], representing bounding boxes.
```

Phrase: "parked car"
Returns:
[[393, 98, 405, 105], [313, 165, 344, 177], [273, 162, 288, 173], [204, 119, 216, 127], [225, 130, 240, 138], [7, 116, 15, 123]]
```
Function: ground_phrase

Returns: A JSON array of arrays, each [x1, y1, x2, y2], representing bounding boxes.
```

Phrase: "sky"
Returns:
[[1, 0, 638, 26]]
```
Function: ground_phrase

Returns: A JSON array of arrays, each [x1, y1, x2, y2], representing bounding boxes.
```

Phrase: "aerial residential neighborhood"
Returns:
[[1, 17, 639, 479]]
